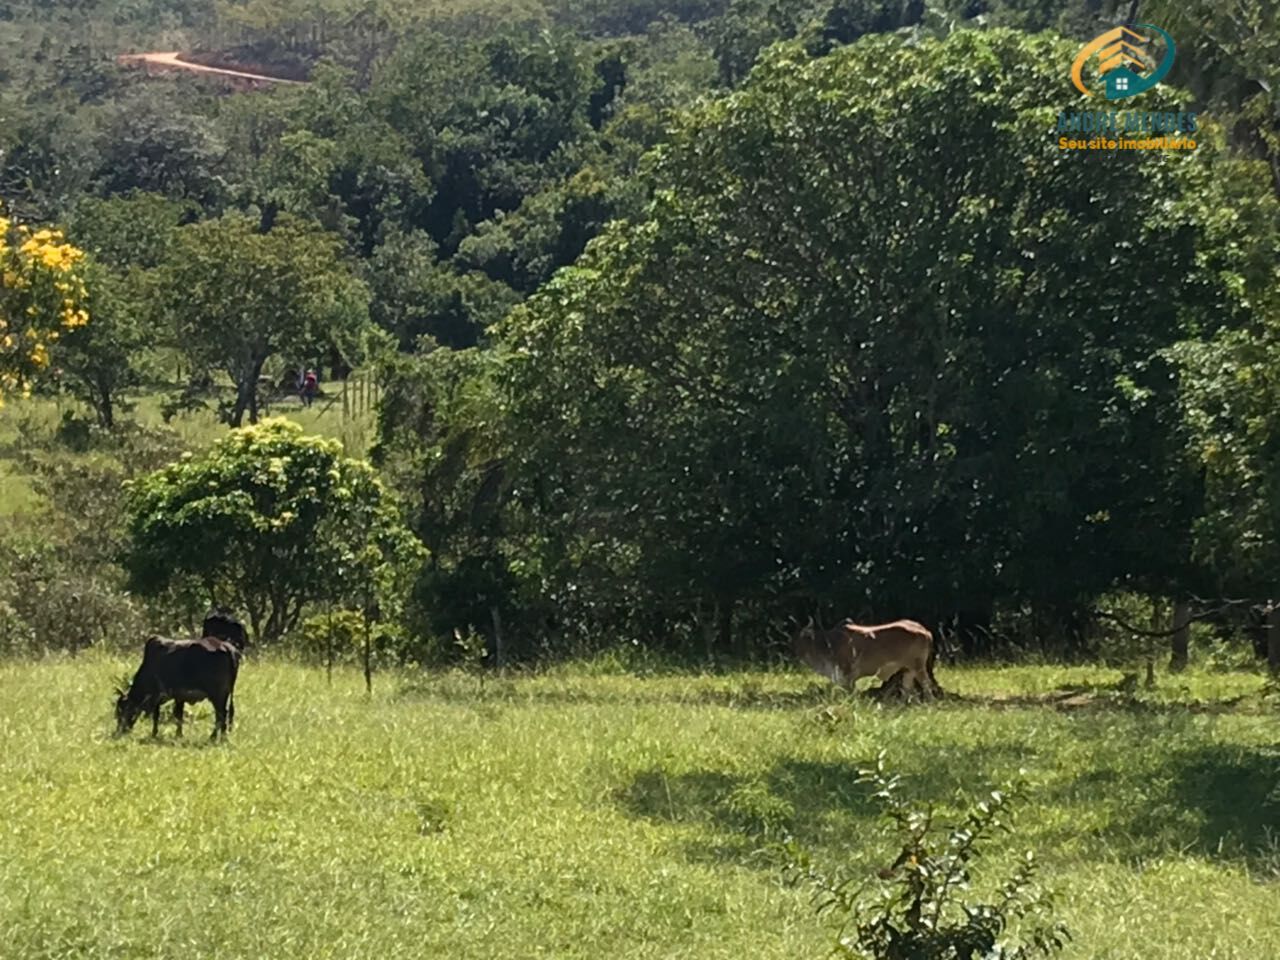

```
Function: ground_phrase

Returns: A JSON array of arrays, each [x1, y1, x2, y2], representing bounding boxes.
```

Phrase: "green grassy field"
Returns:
[[1, 658, 1276, 959], [0, 385, 375, 517]]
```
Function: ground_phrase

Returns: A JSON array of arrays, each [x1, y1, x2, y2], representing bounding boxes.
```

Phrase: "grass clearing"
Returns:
[[1, 659, 1277, 959], [0, 386, 375, 518]]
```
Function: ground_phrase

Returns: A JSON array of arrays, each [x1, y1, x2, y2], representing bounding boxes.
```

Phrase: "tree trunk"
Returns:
[[490, 605, 504, 670], [247, 358, 264, 424], [1143, 596, 1162, 686], [363, 591, 373, 696], [230, 381, 251, 427], [1169, 600, 1190, 673], [246, 606, 264, 649], [93, 377, 114, 430], [704, 611, 715, 664], [231, 358, 267, 427], [1268, 604, 1280, 676], [716, 597, 734, 660], [326, 603, 334, 686]]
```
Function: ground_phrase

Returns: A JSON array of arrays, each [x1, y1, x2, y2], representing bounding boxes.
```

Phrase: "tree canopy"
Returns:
[[122, 418, 423, 643], [478, 29, 1278, 652], [6, 0, 1280, 665], [153, 212, 369, 426]]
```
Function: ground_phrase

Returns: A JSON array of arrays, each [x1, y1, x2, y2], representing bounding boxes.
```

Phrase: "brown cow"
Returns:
[[793, 617, 937, 700]]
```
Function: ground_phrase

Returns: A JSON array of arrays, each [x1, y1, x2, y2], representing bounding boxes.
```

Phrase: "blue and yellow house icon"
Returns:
[[1071, 24, 1176, 100]]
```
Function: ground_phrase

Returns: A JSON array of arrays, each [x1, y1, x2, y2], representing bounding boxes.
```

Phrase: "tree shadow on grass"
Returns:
[[400, 673, 1269, 717], [397, 677, 846, 711], [946, 688, 1268, 716], [616, 761, 870, 865], [615, 738, 1280, 878], [616, 744, 1037, 866], [108, 734, 227, 749], [1101, 744, 1280, 875]]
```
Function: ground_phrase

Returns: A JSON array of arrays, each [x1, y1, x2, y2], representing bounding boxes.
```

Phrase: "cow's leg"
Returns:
[[844, 657, 861, 694], [910, 661, 933, 702], [174, 701, 184, 738], [227, 695, 235, 730], [150, 703, 161, 738], [211, 695, 228, 740]]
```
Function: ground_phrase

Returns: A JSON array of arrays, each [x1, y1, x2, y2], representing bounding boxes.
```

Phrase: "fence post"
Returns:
[[1268, 603, 1280, 676], [1169, 600, 1190, 672]]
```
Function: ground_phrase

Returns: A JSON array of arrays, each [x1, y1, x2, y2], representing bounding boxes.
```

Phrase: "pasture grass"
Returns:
[[1, 658, 1277, 959], [125, 387, 376, 453], [0, 386, 374, 516]]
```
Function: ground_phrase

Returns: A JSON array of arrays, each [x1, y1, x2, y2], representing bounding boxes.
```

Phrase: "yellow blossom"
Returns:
[[0, 202, 90, 398]]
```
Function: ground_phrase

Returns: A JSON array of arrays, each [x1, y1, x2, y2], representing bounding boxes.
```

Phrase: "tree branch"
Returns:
[[1091, 598, 1258, 638]]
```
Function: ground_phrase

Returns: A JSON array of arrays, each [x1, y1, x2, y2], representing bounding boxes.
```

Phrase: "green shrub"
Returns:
[[295, 609, 409, 667], [785, 752, 1070, 960]]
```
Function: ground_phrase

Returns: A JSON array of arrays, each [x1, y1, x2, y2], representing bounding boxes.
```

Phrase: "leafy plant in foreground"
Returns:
[[785, 753, 1070, 960]]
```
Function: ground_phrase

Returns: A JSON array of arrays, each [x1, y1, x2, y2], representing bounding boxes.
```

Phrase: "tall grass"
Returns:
[[1, 659, 1276, 959]]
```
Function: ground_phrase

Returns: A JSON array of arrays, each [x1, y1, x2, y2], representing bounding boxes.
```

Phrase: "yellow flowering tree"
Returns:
[[0, 209, 90, 402]]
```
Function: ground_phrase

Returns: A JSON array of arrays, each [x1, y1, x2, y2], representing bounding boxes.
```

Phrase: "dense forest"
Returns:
[[1, 0, 1279, 668]]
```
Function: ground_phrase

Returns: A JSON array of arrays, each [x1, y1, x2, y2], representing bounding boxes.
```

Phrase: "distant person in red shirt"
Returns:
[[301, 369, 318, 407]]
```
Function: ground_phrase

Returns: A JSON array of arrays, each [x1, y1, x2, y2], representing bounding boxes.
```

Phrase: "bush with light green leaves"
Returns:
[[122, 417, 424, 645]]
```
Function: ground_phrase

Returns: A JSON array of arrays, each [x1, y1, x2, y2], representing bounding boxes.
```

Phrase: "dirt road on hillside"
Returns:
[[117, 51, 305, 86]]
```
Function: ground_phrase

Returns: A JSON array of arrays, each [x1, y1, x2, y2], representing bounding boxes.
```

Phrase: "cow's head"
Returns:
[[112, 679, 142, 735], [203, 610, 248, 651], [791, 616, 817, 650], [792, 617, 827, 667]]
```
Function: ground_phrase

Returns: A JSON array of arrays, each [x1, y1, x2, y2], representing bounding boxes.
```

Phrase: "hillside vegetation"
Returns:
[[2, 0, 1279, 663]]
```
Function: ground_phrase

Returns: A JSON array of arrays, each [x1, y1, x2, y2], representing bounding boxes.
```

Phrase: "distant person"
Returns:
[[301, 369, 318, 407]]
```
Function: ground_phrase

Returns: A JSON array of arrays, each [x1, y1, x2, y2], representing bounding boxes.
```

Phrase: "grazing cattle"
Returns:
[[115, 636, 240, 740], [793, 617, 937, 700], [203, 610, 248, 651]]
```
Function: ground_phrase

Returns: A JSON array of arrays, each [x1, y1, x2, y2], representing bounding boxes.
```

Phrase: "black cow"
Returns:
[[115, 636, 240, 740], [203, 610, 248, 651]]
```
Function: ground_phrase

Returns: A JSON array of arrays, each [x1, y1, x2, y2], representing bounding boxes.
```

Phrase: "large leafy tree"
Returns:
[[1144, 0, 1279, 196], [243, 65, 433, 256], [153, 211, 369, 426], [57, 194, 193, 428], [372, 347, 538, 659], [366, 228, 521, 349], [92, 88, 230, 208], [1168, 151, 1280, 667], [55, 264, 146, 429], [493, 29, 1266, 653], [370, 31, 595, 252], [123, 418, 424, 644]]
